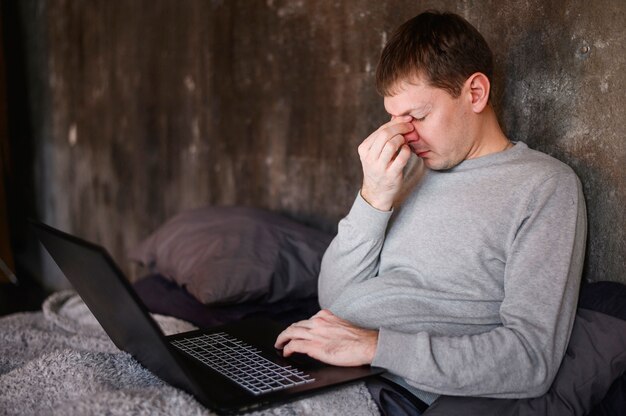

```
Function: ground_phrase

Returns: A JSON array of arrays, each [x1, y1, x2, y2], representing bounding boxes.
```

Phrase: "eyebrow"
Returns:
[[387, 104, 431, 117]]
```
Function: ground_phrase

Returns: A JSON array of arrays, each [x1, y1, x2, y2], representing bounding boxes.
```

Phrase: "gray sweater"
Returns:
[[318, 142, 587, 401]]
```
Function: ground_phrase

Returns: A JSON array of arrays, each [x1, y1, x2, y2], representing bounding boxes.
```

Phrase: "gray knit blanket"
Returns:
[[0, 291, 380, 416]]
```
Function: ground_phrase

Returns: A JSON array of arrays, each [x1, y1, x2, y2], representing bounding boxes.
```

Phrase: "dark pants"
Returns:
[[366, 376, 430, 416]]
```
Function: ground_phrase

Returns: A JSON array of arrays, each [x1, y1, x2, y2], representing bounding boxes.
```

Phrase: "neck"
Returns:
[[467, 104, 510, 159]]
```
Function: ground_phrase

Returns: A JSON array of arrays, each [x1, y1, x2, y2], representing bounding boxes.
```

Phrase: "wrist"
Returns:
[[365, 330, 379, 364], [360, 188, 393, 212]]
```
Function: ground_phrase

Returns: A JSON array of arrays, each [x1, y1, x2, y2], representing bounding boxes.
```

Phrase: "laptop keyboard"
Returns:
[[171, 332, 315, 395]]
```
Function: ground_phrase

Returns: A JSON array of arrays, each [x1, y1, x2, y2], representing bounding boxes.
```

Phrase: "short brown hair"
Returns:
[[376, 11, 493, 97]]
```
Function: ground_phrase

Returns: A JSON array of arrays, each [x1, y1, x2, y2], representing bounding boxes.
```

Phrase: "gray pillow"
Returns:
[[129, 206, 333, 306], [423, 308, 626, 416]]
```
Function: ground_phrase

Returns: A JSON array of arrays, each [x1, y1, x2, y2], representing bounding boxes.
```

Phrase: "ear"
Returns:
[[466, 72, 490, 113]]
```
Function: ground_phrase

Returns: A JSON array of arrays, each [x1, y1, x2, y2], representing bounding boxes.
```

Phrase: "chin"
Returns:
[[424, 158, 457, 171]]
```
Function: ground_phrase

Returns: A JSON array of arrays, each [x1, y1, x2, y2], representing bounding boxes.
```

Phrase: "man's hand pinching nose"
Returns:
[[358, 115, 414, 211]]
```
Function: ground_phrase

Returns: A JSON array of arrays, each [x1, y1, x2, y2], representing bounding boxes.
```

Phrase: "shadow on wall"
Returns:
[[495, 16, 625, 283]]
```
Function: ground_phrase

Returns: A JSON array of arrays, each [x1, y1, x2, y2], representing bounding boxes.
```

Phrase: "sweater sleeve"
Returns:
[[317, 192, 393, 309], [372, 171, 587, 398]]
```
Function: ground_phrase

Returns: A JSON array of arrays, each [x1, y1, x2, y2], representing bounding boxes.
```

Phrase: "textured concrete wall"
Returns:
[[14, 0, 625, 289]]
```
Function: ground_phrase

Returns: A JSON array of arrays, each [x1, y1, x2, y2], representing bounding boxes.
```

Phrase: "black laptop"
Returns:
[[32, 221, 383, 414]]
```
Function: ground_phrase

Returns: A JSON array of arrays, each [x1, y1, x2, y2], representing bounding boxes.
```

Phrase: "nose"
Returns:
[[403, 128, 419, 143]]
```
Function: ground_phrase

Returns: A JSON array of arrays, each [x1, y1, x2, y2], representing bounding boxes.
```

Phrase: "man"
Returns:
[[275, 10, 587, 414]]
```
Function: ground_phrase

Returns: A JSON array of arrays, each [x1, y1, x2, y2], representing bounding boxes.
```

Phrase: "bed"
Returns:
[[2, 206, 626, 415], [0, 289, 380, 415]]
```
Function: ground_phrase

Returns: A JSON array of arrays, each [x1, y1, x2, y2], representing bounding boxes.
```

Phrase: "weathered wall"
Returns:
[[14, 0, 625, 289]]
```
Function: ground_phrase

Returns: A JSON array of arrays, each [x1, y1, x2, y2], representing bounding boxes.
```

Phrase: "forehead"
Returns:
[[383, 79, 441, 116]]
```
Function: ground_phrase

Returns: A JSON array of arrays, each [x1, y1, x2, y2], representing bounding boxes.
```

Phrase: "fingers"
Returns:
[[389, 144, 412, 173], [281, 339, 323, 360], [359, 115, 413, 153], [273, 310, 379, 366], [274, 311, 335, 349], [361, 123, 414, 161], [382, 114, 414, 133], [275, 328, 305, 350], [369, 124, 413, 158], [280, 323, 379, 366], [275, 323, 316, 349], [357, 115, 416, 211], [378, 135, 408, 166]]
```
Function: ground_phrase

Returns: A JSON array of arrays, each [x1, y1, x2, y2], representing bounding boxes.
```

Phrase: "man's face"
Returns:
[[383, 77, 476, 171]]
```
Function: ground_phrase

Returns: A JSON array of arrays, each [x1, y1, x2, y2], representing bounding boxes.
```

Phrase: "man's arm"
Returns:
[[317, 194, 391, 308], [318, 116, 414, 308], [279, 171, 586, 398], [372, 171, 587, 398]]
